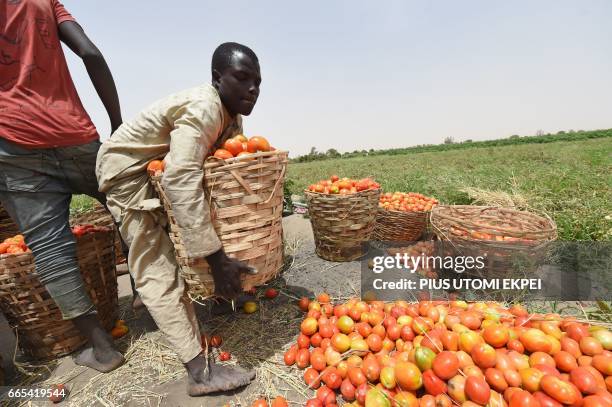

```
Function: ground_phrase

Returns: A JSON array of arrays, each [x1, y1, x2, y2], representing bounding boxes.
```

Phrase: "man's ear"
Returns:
[[212, 69, 221, 89]]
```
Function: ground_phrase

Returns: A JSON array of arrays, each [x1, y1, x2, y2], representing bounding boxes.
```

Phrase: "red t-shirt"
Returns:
[[0, 0, 98, 148]]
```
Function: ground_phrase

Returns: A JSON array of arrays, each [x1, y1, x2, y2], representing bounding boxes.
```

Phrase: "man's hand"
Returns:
[[206, 250, 256, 299]]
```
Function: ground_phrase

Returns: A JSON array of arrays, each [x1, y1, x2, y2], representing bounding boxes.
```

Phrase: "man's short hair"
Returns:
[[212, 42, 258, 74]]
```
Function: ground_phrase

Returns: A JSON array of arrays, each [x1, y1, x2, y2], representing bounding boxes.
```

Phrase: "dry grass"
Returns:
[[459, 185, 530, 210]]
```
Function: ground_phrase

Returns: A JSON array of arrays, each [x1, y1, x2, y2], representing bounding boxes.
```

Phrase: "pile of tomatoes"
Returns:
[[0, 226, 112, 256], [0, 234, 28, 255], [379, 192, 439, 213], [145, 135, 275, 177], [71, 224, 110, 238], [250, 396, 289, 407], [307, 176, 381, 195], [213, 135, 275, 160], [284, 295, 612, 407]]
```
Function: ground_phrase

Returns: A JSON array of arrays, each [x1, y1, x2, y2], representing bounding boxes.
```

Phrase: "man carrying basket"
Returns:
[[96, 42, 260, 395]]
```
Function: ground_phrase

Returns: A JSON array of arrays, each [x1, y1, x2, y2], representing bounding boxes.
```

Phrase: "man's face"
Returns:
[[213, 52, 261, 117]]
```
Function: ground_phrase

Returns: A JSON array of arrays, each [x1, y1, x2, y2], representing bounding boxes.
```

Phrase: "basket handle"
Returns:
[[229, 169, 256, 196], [263, 164, 286, 205], [226, 164, 286, 205]]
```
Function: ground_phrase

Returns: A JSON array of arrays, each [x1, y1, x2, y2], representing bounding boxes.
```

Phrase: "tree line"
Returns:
[[291, 129, 612, 163]]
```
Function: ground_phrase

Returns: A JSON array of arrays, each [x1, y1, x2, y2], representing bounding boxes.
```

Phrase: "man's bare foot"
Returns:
[[71, 314, 125, 372], [74, 347, 124, 373], [132, 294, 144, 311], [186, 355, 255, 396]]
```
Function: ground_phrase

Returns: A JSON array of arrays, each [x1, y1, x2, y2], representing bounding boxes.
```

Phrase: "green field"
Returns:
[[287, 137, 612, 241]]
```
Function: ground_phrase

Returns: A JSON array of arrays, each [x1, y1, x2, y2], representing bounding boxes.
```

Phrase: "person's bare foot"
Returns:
[[71, 314, 125, 373], [186, 354, 255, 396], [132, 294, 144, 311], [74, 347, 124, 373]]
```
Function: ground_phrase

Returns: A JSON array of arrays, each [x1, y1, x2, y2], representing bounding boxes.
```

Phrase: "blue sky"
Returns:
[[63, 1, 612, 156]]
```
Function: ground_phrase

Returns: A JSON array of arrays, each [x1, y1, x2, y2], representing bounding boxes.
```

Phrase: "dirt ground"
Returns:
[[0, 214, 365, 406]]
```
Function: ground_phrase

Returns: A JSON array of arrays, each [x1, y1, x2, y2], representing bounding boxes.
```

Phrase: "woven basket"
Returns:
[[305, 189, 381, 262], [0, 228, 118, 360], [151, 150, 288, 299], [0, 203, 21, 242], [373, 209, 428, 242], [71, 203, 126, 265], [430, 205, 557, 276]]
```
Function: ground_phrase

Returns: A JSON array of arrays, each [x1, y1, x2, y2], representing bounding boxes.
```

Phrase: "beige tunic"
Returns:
[[95, 84, 242, 363], [97, 84, 242, 258]]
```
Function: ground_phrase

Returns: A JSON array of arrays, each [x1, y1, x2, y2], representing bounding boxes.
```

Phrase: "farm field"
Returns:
[[287, 137, 612, 241]]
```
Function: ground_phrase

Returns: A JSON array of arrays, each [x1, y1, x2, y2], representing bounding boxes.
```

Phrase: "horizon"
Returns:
[[61, 1, 612, 156]]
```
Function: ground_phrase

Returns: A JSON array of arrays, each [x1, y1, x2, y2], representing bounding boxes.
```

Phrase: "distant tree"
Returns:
[[557, 131, 566, 135], [536, 130, 544, 136], [464, 139, 473, 143], [509, 135, 520, 139], [444, 136, 455, 144], [309, 146, 318, 155], [326, 148, 340, 158]]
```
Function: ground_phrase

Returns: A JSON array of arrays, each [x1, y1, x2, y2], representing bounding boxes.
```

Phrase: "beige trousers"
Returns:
[[105, 173, 202, 363]]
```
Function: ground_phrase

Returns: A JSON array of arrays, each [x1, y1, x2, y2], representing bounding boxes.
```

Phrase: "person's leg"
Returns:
[[0, 190, 123, 372], [108, 177, 254, 395], [56, 141, 141, 308], [0, 138, 122, 372]]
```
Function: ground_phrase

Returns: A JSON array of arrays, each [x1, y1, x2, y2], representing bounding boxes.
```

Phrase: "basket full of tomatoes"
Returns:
[[148, 134, 288, 299], [304, 176, 381, 262], [0, 227, 119, 360], [70, 202, 126, 265], [374, 192, 439, 242], [431, 205, 557, 276]]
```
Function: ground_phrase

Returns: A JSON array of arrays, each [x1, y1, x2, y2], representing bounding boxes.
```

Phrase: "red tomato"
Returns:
[[305, 399, 322, 407], [423, 369, 447, 396], [284, 345, 297, 366], [296, 349, 310, 369], [264, 288, 279, 299], [540, 375, 579, 405], [569, 366, 599, 395], [465, 376, 491, 405], [485, 368, 509, 393], [509, 390, 540, 407], [223, 138, 244, 156], [297, 333, 310, 349], [304, 367, 321, 389], [533, 391, 563, 407], [270, 397, 288, 407], [213, 149, 234, 159], [340, 378, 356, 401], [210, 335, 222, 348], [348, 367, 367, 387], [432, 351, 460, 380], [554, 350, 578, 372]]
